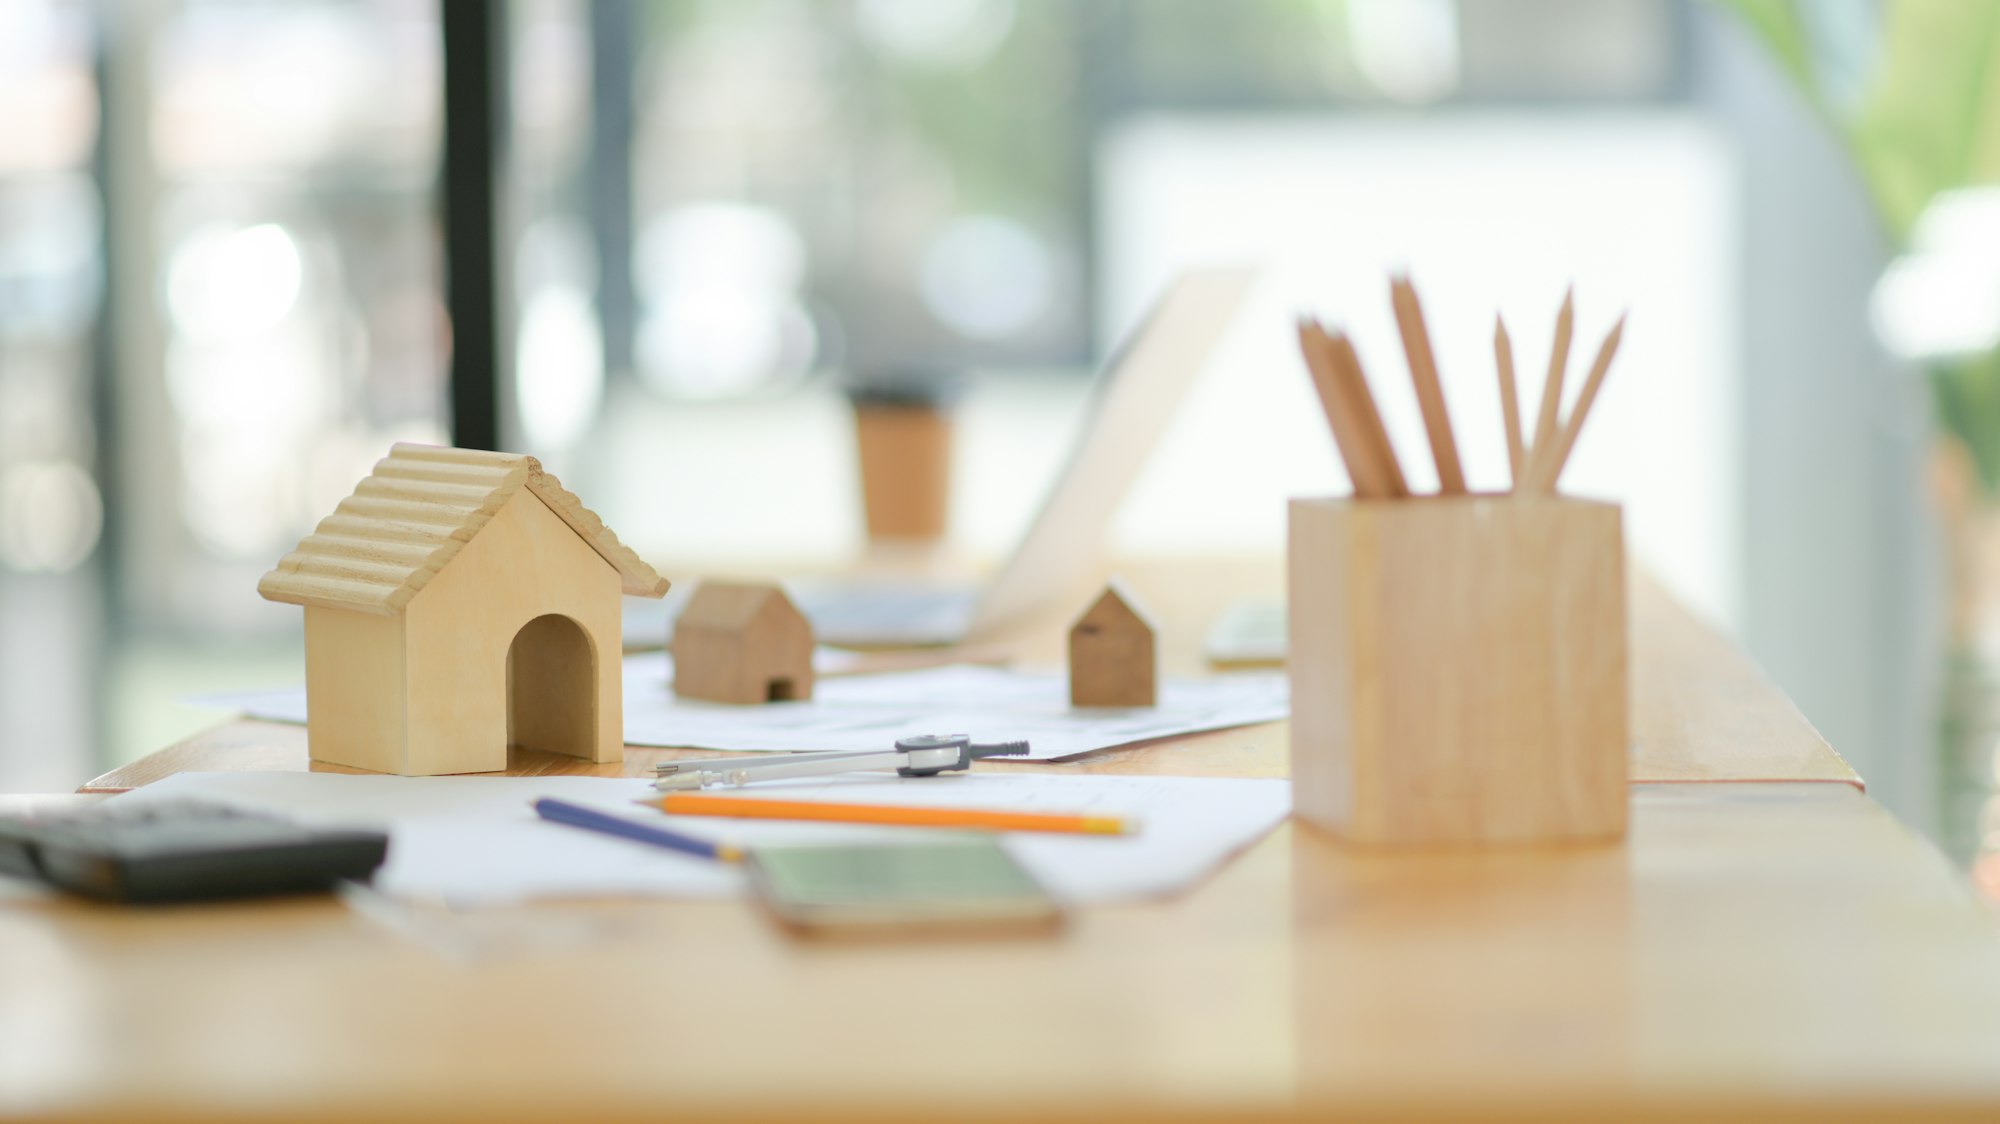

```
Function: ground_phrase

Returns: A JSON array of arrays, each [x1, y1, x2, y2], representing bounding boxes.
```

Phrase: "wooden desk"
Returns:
[[13, 570, 1991, 1122], [83, 570, 1859, 792], [2, 784, 1998, 1122]]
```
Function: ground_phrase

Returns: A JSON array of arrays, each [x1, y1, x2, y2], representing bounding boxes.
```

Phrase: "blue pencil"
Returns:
[[532, 797, 742, 862]]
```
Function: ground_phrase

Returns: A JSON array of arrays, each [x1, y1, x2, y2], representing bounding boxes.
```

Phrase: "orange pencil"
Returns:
[[643, 792, 1138, 836]]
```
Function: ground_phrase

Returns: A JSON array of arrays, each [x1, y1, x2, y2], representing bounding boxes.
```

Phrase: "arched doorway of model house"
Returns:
[[507, 613, 596, 760]]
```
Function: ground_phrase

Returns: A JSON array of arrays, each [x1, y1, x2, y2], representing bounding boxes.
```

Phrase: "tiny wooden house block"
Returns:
[[1288, 495, 1627, 846], [672, 582, 816, 704], [1068, 581, 1158, 707], [258, 444, 670, 776]]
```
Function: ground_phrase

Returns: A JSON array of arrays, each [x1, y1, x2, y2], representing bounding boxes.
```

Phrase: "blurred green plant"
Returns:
[[1723, 0, 2000, 483], [1728, 2, 2000, 866], [1726, 0, 2000, 240]]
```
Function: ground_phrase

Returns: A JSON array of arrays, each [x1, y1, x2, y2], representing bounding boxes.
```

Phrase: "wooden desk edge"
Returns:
[[80, 570, 1862, 794]]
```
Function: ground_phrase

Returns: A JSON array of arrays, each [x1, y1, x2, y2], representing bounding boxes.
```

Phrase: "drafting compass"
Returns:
[[652, 734, 1030, 791]]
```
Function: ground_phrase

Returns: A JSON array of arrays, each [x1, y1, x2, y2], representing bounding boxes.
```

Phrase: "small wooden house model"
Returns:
[[1068, 580, 1157, 707], [258, 444, 669, 775], [672, 581, 815, 704]]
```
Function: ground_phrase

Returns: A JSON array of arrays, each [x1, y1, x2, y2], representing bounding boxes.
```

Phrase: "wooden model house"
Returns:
[[258, 444, 669, 776], [672, 581, 816, 704], [1068, 580, 1157, 707]]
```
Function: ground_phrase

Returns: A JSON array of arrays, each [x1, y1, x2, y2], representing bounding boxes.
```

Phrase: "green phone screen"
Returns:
[[747, 837, 1059, 931]]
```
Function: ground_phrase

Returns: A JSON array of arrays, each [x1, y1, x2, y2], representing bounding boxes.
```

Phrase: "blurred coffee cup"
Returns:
[[846, 376, 959, 544]]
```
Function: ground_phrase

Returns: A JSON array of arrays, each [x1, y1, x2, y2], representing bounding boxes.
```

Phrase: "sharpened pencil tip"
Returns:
[[1595, 315, 1627, 357], [1592, 312, 1624, 348]]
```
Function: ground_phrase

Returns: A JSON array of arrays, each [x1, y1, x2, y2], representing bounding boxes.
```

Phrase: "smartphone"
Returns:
[[746, 836, 1061, 935]]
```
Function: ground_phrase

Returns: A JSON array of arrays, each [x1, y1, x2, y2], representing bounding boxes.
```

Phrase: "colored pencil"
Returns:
[[1527, 287, 1575, 484], [1390, 276, 1465, 494], [534, 797, 743, 861], [644, 793, 1138, 836], [1298, 318, 1378, 496], [1494, 314, 1525, 488], [1299, 319, 1407, 499], [1323, 326, 1409, 498], [1525, 313, 1626, 494]]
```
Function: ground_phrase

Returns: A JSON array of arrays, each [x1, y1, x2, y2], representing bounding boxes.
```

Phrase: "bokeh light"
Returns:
[[637, 203, 806, 295], [0, 459, 101, 572], [515, 285, 604, 450], [635, 203, 817, 398], [1346, 0, 1460, 104], [918, 213, 1055, 340], [0, 176, 100, 332], [166, 222, 303, 343], [855, 0, 1016, 70], [0, 0, 96, 175], [1871, 187, 2000, 361]]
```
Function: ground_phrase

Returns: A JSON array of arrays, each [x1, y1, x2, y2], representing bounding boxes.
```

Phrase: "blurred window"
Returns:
[[123, 0, 448, 631], [0, 0, 102, 576]]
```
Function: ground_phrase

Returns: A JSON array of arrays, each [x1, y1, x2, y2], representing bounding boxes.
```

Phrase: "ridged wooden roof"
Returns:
[[258, 444, 669, 615]]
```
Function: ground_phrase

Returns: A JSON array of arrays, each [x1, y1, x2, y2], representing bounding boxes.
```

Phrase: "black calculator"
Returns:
[[0, 799, 389, 903]]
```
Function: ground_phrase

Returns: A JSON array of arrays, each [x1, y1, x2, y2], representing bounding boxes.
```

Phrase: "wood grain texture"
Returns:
[[1390, 278, 1465, 494], [507, 613, 598, 759], [522, 472, 670, 598], [1067, 580, 1158, 707], [261, 442, 668, 775], [1289, 496, 1627, 844], [259, 443, 667, 613], [301, 605, 405, 774], [404, 490, 624, 772], [262, 438, 672, 768], [1625, 568, 1854, 785], [83, 562, 1859, 794], [300, 490, 626, 776], [1495, 315, 1526, 486], [81, 718, 1298, 791], [7, 784, 2000, 1122], [671, 581, 817, 704]]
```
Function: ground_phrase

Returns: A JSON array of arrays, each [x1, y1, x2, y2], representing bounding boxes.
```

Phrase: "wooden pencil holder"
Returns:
[[1288, 494, 1628, 846]]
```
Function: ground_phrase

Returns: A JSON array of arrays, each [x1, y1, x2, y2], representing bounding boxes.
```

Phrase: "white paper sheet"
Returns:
[[191, 655, 1289, 762], [109, 771, 1292, 907]]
